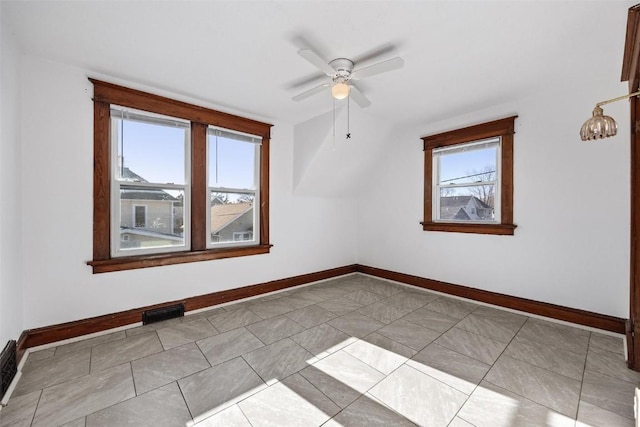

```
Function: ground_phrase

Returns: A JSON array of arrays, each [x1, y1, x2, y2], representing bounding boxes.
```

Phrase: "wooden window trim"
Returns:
[[421, 116, 517, 235], [87, 79, 273, 273]]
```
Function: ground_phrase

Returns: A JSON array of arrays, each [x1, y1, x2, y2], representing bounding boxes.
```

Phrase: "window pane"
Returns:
[[438, 143, 497, 185], [439, 185, 495, 221], [210, 191, 255, 244], [119, 186, 185, 250], [208, 132, 256, 189], [114, 115, 187, 185]]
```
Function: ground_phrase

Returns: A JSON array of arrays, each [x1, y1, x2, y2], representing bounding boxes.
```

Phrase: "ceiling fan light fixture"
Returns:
[[331, 82, 350, 100]]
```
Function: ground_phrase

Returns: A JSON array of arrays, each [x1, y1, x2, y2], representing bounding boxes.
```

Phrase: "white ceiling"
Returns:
[[2, 0, 635, 127]]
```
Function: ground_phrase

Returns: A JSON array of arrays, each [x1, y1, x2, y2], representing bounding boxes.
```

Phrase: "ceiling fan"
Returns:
[[291, 48, 405, 108]]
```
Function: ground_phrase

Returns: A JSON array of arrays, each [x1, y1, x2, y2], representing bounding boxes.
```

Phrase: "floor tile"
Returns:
[[364, 280, 404, 297], [384, 290, 438, 310], [328, 312, 385, 338], [401, 307, 459, 333], [343, 336, 410, 375], [580, 369, 637, 419], [425, 297, 478, 319], [0, 389, 41, 427], [377, 319, 441, 351], [455, 312, 525, 343], [285, 304, 336, 328], [343, 290, 384, 305], [436, 327, 507, 364], [586, 345, 640, 384], [448, 417, 474, 427], [589, 332, 625, 356], [155, 317, 218, 350], [243, 338, 314, 384], [300, 351, 385, 408], [31, 364, 135, 427], [280, 293, 323, 310], [358, 301, 414, 324], [504, 336, 586, 380], [179, 357, 266, 423], [369, 364, 467, 426], [13, 348, 91, 397], [85, 382, 191, 427], [90, 332, 163, 373], [323, 394, 416, 427], [59, 418, 86, 427], [195, 405, 252, 426], [456, 380, 575, 427], [54, 331, 127, 355], [25, 348, 55, 363], [316, 297, 364, 316], [407, 343, 490, 394], [207, 307, 263, 332], [246, 315, 306, 345], [517, 318, 590, 356], [485, 355, 581, 418], [131, 342, 210, 395], [472, 305, 528, 324], [576, 400, 634, 427], [125, 318, 183, 337], [248, 299, 295, 319], [291, 324, 355, 358], [239, 373, 340, 427], [197, 327, 264, 367], [359, 332, 417, 358]]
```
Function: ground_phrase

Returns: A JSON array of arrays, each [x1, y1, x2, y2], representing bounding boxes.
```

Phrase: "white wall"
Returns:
[[357, 75, 631, 318], [18, 55, 357, 330], [0, 12, 24, 344]]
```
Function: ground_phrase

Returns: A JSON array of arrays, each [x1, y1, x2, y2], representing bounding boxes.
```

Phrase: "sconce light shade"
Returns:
[[331, 82, 350, 100], [580, 106, 618, 141]]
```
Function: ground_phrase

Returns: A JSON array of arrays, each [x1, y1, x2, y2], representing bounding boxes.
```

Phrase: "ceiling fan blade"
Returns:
[[292, 84, 328, 102], [298, 49, 335, 76], [351, 57, 405, 80], [349, 85, 371, 108]]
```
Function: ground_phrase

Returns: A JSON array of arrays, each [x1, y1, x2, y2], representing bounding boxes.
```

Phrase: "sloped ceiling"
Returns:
[[2, 0, 634, 196]]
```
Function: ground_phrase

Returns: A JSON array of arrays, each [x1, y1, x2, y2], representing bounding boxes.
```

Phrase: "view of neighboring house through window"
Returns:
[[111, 107, 189, 256], [434, 138, 499, 222], [208, 127, 260, 247]]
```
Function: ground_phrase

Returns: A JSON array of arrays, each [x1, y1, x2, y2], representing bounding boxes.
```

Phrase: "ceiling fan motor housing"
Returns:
[[329, 58, 355, 82]]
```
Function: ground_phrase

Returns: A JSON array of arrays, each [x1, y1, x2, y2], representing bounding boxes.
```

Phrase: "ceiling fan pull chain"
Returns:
[[332, 97, 336, 151], [346, 94, 351, 140]]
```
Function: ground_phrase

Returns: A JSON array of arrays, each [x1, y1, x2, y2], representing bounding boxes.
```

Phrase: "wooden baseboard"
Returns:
[[357, 265, 626, 334], [21, 264, 357, 349], [18, 262, 626, 353]]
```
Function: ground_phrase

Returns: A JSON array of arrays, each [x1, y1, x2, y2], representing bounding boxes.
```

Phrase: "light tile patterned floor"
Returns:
[[0, 274, 637, 426]]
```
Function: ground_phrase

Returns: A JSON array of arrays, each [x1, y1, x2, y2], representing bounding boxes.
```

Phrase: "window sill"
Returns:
[[87, 244, 272, 273], [421, 222, 516, 235]]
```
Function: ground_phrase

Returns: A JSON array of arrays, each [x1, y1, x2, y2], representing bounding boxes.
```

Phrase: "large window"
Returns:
[[88, 79, 272, 273], [421, 116, 517, 235]]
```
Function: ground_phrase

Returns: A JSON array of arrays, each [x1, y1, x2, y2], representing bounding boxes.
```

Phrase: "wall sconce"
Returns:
[[581, 90, 640, 141]]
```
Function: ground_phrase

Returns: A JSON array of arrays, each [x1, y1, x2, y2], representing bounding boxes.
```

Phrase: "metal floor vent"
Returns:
[[1, 340, 17, 400], [142, 303, 184, 325]]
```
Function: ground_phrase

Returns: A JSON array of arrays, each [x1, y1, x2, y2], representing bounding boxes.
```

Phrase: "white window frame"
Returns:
[[110, 106, 191, 257], [433, 137, 502, 224], [206, 126, 261, 249]]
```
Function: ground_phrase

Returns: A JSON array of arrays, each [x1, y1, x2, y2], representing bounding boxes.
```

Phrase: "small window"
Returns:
[[134, 205, 147, 228], [421, 116, 517, 235]]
